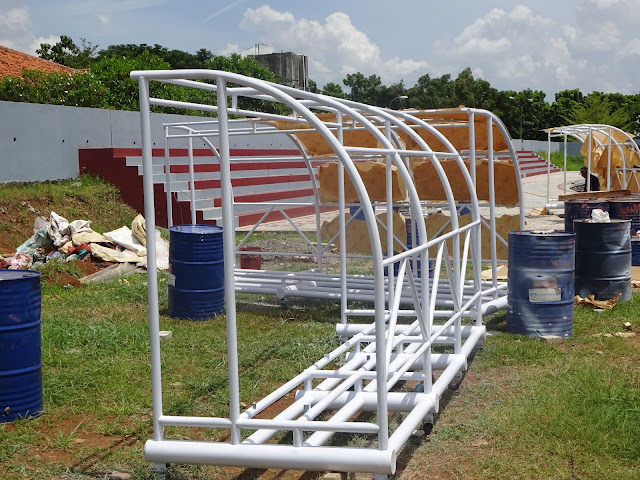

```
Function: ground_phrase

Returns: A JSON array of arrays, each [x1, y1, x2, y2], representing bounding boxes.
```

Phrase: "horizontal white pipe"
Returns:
[[145, 440, 396, 474], [344, 352, 462, 371], [480, 295, 508, 315], [388, 394, 437, 452], [159, 416, 232, 428], [432, 356, 466, 394], [337, 324, 478, 338], [295, 391, 437, 413], [303, 396, 365, 447], [237, 418, 379, 434]]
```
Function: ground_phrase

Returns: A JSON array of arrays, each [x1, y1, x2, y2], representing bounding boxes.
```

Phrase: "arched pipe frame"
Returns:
[[544, 124, 640, 208], [158, 107, 520, 316], [131, 69, 518, 477]]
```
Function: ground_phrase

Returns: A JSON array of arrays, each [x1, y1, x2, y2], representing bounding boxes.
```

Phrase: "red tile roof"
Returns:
[[0, 45, 80, 78]]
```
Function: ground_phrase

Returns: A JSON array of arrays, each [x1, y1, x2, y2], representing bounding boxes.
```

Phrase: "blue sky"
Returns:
[[2, 0, 640, 102]]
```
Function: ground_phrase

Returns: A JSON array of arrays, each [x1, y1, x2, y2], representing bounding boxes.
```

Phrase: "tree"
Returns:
[[343, 72, 385, 105], [565, 94, 632, 131], [36, 36, 98, 69], [321, 82, 346, 98]]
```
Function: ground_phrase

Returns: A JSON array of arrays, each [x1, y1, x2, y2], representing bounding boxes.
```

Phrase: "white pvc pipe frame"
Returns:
[[158, 104, 522, 309], [544, 124, 640, 208], [131, 69, 504, 476]]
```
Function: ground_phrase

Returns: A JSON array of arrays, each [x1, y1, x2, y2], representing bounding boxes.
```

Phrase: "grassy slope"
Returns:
[[0, 176, 639, 479], [0, 174, 139, 253]]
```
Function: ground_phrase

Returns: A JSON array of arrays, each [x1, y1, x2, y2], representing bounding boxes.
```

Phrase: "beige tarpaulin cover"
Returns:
[[265, 108, 509, 157], [132, 214, 147, 246], [397, 110, 510, 152], [89, 243, 142, 263], [411, 159, 519, 205], [423, 212, 520, 260], [577, 130, 639, 189], [269, 113, 384, 157], [321, 211, 407, 254], [318, 161, 407, 203]]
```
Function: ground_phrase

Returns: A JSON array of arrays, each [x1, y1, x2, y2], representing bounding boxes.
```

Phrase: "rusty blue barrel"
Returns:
[[0, 270, 43, 422], [574, 219, 631, 301], [564, 199, 609, 233], [168, 225, 225, 320], [507, 231, 575, 337], [608, 197, 640, 236]]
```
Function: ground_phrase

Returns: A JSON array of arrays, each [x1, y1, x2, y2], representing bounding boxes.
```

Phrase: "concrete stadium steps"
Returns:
[[516, 150, 561, 177], [79, 147, 330, 228]]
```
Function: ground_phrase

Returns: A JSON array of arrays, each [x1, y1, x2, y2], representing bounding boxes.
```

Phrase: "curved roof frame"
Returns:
[[129, 68, 499, 475], [545, 124, 640, 196]]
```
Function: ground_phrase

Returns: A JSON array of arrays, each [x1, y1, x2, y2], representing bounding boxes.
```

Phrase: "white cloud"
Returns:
[[0, 7, 29, 30], [0, 3, 59, 54], [97, 14, 112, 27], [622, 38, 640, 56], [234, 5, 427, 87], [434, 2, 640, 97]]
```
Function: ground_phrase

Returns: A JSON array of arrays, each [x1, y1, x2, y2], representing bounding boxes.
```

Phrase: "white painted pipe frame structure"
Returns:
[[158, 106, 522, 313], [543, 124, 640, 209], [132, 69, 502, 477]]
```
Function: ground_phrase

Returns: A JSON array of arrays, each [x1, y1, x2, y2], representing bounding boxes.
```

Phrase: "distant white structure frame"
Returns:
[[544, 124, 640, 209]]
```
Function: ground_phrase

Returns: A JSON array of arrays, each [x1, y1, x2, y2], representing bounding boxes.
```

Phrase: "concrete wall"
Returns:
[[251, 52, 308, 90], [0, 101, 296, 183]]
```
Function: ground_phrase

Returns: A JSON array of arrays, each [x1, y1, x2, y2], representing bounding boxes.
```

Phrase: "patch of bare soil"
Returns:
[[19, 413, 144, 478]]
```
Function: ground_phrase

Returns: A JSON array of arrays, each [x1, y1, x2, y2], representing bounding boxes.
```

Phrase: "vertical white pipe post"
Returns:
[[216, 78, 241, 445], [385, 120, 395, 305], [607, 127, 612, 191], [587, 127, 592, 192], [188, 136, 197, 225], [164, 125, 173, 228], [337, 112, 348, 325], [487, 116, 498, 303], [138, 77, 163, 442], [563, 135, 568, 195], [546, 131, 552, 205], [468, 111, 476, 186]]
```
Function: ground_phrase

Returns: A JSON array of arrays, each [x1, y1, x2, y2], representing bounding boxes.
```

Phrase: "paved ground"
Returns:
[[238, 171, 581, 232]]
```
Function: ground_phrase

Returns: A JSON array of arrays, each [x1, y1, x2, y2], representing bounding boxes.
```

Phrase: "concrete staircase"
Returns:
[[79, 148, 334, 228], [516, 150, 561, 177]]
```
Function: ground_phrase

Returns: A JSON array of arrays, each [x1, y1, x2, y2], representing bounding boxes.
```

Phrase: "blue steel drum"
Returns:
[[632, 239, 640, 267], [564, 199, 609, 233], [0, 270, 43, 422], [507, 231, 575, 337], [168, 225, 225, 320], [607, 196, 640, 236], [574, 219, 631, 302]]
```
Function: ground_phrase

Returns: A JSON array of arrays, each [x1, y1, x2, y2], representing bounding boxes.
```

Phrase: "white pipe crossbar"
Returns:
[[132, 69, 516, 478]]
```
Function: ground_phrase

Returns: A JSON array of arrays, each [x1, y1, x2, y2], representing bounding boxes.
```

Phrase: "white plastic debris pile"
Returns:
[[590, 208, 610, 223], [5, 212, 168, 271]]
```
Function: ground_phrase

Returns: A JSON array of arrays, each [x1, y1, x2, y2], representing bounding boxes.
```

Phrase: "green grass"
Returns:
[[0, 272, 341, 479], [402, 301, 640, 480], [0, 174, 138, 251], [537, 150, 585, 171], [2, 176, 639, 479]]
